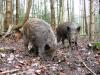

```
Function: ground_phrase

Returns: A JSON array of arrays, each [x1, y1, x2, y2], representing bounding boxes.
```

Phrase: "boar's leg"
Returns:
[[68, 40, 73, 49], [57, 35, 61, 43], [61, 38, 67, 49], [23, 34, 30, 55], [29, 45, 38, 56], [61, 38, 65, 45], [75, 42, 78, 50]]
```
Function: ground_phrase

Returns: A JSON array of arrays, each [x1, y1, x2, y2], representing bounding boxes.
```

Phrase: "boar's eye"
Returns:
[[77, 26, 81, 32]]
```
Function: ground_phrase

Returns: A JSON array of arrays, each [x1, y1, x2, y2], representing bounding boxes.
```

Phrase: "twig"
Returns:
[[82, 61, 97, 75], [78, 56, 97, 75], [0, 69, 20, 74]]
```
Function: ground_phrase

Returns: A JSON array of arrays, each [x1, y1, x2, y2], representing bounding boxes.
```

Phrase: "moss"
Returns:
[[92, 42, 100, 51], [92, 42, 100, 48]]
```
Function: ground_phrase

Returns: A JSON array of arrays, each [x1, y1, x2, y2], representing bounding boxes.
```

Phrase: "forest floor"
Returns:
[[0, 35, 100, 75]]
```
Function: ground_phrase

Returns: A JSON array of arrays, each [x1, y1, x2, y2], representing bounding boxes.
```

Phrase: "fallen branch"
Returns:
[[0, 69, 20, 75], [78, 55, 97, 75], [2, 24, 14, 38], [82, 61, 97, 75]]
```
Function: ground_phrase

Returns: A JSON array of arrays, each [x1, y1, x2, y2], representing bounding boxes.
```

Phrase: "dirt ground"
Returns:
[[0, 35, 100, 75]]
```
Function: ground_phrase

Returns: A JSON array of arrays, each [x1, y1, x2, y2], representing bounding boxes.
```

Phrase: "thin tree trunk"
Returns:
[[40, 0, 42, 18], [58, 0, 64, 24], [44, 0, 47, 20], [79, 0, 82, 30], [32, 0, 35, 17], [56, 0, 59, 25], [60, 0, 64, 23], [13, 0, 32, 30], [3, 0, 32, 37], [99, 0, 100, 15], [80, 0, 84, 35], [0, 0, 4, 33], [50, 0, 56, 31], [71, 0, 74, 22], [21, 0, 32, 26], [84, 0, 88, 35], [89, 0, 95, 41], [99, 0, 100, 32], [58, 0, 61, 25], [67, 0, 70, 21], [38, 0, 40, 18], [4, 0, 12, 31], [70, 0, 71, 22], [16, 0, 19, 25], [82, 0, 85, 35]]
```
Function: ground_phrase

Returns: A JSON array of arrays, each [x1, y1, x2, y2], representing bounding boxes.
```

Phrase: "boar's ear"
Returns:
[[77, 26, 81, 32], [67, 26, 70, 31]]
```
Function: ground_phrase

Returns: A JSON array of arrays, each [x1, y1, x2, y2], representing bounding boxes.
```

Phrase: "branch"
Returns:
[[0, 69, 20, 74], [82, 61, 97, 75], [78, 56, 97, 75], [2, 24, 14, 38]]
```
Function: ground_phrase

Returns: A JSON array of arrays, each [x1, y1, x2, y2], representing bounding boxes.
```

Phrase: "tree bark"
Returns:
[[58, 0, 64, 24], [58, 0, 61, 25], [0, 0, 4, 33], [22, 0, 32, 25], [14, 0, 32, 30], [71, 0, 74, 22], [16, 0, 19, 25], [60, 0, 64, 23], [4, 0, 12, 31], [3, 0, 32, 37], [50, 0, 56, 31], [67, 0, 70, 21], [84, 0, 88, 35], [99, 0, 100, 15], [89, 0, 95, 41]]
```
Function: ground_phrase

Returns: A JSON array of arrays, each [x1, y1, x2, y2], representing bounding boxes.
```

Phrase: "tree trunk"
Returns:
[[0, 0, 4, 33], [89, 0, 95, 41], [32, 0, 34, 17], [98, 0, 100, 32], [3, 0, 32, 37], [3, 0, 32, 38], [23, 0, 32, 24], [67, 0, 70, 21], [71, 0, 74, 22], [44, 0, 47, 20], [4, 0, 12, 31], [58, 0, 64, 24], [58, 0, 61, 25], [10, 0, 32, 30], [56, 0, 59, 25], [99, 0, 100, 15], [37, 0, 40, 18], [82, 0, 85, 35], [60, 0, 64, 23], [16, 0, 19, 25], [84, 0, 88, 35], [15, 0, 32, 29], [50, 0, 56, 31], [0, 0, 3, 13]]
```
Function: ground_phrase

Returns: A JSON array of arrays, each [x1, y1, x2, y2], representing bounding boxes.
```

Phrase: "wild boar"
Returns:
[[23, 18, 57, 59], [56, 22, 80, 49]]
